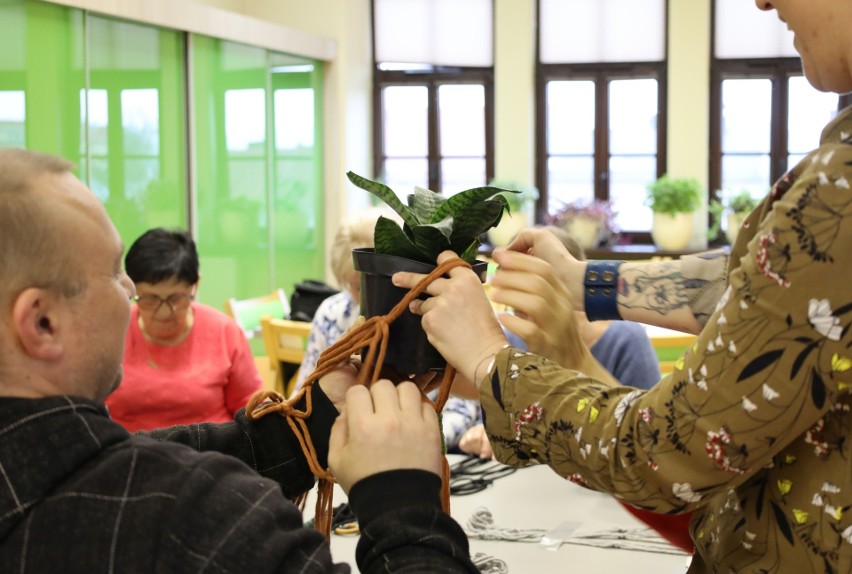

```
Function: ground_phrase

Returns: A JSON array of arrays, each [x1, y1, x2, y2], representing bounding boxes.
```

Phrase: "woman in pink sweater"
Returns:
[[106, 228, 263, 432]]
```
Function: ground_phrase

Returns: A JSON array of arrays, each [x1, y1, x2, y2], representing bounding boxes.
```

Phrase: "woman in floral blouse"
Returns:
[[394, 2, 852, 571]]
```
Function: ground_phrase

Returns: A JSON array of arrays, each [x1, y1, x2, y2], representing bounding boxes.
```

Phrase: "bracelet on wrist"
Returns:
[[472, 343, 511, 383], [583, 260, 624, 321]]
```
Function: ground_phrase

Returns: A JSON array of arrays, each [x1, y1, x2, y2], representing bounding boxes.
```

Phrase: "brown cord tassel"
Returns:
[[246, 257, 471, 536]]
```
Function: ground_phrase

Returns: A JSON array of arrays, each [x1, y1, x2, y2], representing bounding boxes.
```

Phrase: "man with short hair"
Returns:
[[0, 148, 476, 573]]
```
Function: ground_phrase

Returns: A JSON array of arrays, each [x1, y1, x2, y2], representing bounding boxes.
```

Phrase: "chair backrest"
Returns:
[[650, 331, 697, 375], [225, 288, 290, 340], [259, 315, 312, 396]]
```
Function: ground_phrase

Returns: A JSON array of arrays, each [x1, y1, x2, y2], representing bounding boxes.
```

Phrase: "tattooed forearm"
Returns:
[[615, 251, 729, 326], [618, 262, 690, 316]]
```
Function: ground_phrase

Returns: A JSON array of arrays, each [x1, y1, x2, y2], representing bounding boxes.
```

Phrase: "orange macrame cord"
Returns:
[[246, 257, 472, 538]]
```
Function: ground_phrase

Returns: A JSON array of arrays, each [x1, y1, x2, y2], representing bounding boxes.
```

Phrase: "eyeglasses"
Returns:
[[133, 293, 194, 313]]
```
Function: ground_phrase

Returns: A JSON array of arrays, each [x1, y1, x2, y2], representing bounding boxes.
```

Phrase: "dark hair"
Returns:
[[124, 228, 200, 285]]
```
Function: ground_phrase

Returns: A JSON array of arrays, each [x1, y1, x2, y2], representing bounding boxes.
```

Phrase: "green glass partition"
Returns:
[[192, 35, 325, 319], [85, 14, 187, 248], [0, 0, 84, 164], [0, 1, 326, 355]]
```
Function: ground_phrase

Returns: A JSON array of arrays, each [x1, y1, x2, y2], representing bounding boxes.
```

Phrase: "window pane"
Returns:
[[722, 79, 771, 153], [788, 76, 839, 155], [540, 0, 665, 64], [609, 79, 657, 155], [439, 84, 485, 156], [547, 81, 595, 155], [275, 88, 315, 150], [124, 158, 159, 201], [225, 89, 266, 153], [609, 156, 655, 232], [0, 91, 25, 147], [121, 89, 159, 155], [375, 0, 493, 66], [87, 88, 109, 155], [547, 156, 594, 212], [441, 158, 485, 196], [383, 158, 429, 199], [383, 85, 428, 156], [721, 155, 771, 197], [715, 0, 796, 58]]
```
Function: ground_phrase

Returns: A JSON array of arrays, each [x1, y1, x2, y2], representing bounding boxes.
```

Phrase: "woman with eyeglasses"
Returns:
[[105, 228, 263, 432]]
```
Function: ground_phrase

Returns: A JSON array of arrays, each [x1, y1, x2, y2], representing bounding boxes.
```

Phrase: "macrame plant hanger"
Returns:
[[246, 257, 470, 537]]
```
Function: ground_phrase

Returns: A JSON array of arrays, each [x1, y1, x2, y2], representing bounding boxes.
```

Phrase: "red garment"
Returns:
[[619, 502, 694, 554], [106, 303, 263, 432]]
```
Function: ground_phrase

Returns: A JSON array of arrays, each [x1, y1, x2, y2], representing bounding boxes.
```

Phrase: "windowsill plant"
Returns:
[[645, 175, 702, 251], [546, 199, 618, 249], [709, 190, 760, 245]]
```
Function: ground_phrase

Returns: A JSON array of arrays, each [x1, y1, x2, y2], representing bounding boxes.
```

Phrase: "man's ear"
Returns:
[[11, 288, 65, 361]]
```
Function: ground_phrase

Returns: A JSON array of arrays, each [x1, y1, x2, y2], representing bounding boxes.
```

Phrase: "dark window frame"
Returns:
[[534, 1, 668, 244], [709, 61, 852, 200], [709, 2, 852, 212], [370, 1, 495, 194]]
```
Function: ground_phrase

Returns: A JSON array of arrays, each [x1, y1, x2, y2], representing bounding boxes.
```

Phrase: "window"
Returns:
[[536, 0, 667, 240], [372, 0, 494, 197], [710, 0, 851, 212]]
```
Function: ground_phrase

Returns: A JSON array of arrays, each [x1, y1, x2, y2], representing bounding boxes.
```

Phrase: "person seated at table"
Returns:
[[293, 208, 391, 395], [445, 226, 661, 459], [105, 227, 263, 431], [0, 147, 477, 573], [394, 2, 852, 562]]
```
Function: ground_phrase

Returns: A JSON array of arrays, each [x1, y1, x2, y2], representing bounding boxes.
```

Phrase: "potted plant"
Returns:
[[484, 179, 538, 247], [645, 175, 702, 251], [711, 190, 759, 245], [546, 199, 618, 249], [346, 171, 516, 374]]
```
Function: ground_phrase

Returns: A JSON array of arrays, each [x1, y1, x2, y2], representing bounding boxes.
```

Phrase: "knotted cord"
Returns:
[[246, 257, 472, 538]]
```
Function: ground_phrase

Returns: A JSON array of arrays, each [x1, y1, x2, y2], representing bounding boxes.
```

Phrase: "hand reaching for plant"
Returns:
[[488, 249, 590, 369], [500, 227, 588, 311]]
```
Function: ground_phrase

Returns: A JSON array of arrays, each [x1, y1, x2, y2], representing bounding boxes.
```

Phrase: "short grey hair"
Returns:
[[0, 148, 85, 305]]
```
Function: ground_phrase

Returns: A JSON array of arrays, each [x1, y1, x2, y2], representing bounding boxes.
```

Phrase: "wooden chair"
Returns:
[[260, 315, 312, 396], [649, 331, 697, 375], [225, 288, 290, 340]]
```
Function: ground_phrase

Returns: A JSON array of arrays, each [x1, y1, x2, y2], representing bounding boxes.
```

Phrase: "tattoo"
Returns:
[[619, 262, 689, 315]]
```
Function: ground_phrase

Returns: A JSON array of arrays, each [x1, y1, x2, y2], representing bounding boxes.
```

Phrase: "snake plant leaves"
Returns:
[[408, 186, 446, 223], [346, 171, 419, 228], [373, 216, 423, 261], [431, 185, 509, 223], [346, 171, 518, 265]]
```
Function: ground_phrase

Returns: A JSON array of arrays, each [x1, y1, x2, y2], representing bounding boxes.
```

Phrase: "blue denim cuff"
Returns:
[[584, 260, 623, 321]]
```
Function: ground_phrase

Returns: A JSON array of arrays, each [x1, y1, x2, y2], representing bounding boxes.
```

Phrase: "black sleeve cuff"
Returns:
[[347, 469, 443, 528]]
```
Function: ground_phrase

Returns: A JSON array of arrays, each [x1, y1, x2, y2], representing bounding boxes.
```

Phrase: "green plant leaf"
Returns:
[[346, 171, 419, 227], [459, 240, 481, 264], [449, 197, 509, 247], [408, 186, 446, 223], [409, 216, 455, 262], [646, 175, 702, 216], [431, 186, 515, 223], [373, 216, 425, 261]]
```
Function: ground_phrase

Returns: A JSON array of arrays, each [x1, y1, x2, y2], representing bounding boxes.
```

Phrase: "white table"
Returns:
[[305, 456, 691, 573]]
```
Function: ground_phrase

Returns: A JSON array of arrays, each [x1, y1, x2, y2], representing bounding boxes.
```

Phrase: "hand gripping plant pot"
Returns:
[[347, 171, 516, 374], [353, 248, 488, 374]]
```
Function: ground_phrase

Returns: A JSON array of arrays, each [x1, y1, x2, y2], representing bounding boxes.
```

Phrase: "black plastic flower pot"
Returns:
[[352, 248, 488, 375]]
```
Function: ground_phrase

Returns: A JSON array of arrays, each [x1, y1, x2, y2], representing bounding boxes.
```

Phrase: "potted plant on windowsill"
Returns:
[[546, 199, 618, 249], [346, 171, 516, 374], [646, 175, 702, 251], [709, 190, 759, 245]]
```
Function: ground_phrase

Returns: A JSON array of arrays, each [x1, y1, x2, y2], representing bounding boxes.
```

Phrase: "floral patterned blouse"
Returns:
[[479, 106, 852, 573]]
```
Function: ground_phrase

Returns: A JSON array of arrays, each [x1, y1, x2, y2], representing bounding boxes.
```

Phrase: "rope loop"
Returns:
[[246, 255, 474, 537]]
